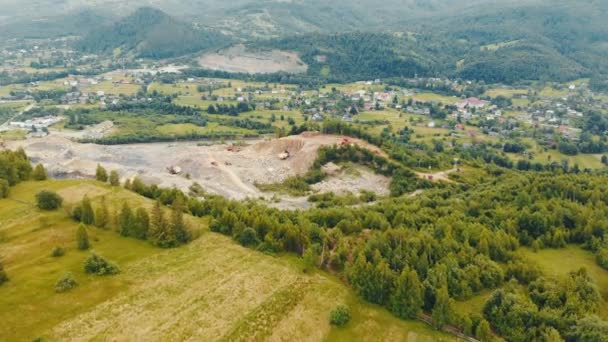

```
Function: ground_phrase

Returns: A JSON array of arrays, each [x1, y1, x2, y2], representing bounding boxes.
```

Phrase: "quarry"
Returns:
[[6, 132, 390, 209]]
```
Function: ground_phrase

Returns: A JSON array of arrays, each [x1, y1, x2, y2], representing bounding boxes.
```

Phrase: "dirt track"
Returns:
[[7, 132, 387, 209]]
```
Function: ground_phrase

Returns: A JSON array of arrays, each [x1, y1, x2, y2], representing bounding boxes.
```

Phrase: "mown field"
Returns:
[[0, 180, 455, 341]]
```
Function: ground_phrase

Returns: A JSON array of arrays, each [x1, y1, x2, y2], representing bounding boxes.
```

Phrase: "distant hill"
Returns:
[[2, 1, 607, 83], [75, 7, 229, 59], [0, 9, 115, 39], [423, 0, 608, 83], [251, 0, 607, 84], [256, 32, 436, 82]]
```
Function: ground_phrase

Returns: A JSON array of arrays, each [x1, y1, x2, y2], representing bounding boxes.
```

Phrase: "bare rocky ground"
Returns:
[[6, 131, 388, 210], [199, 44, 308, 74]]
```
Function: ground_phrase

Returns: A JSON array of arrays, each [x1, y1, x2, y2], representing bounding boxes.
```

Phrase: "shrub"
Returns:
[[32, 164, 47, 181], [238, 227, 260, 247], [109, 170, 120, 186], [71, 205, 83, 221], [36, 190, 63, 210], [51, 246, 65, 257], [55, 273, 78, 293], [95, 164, 108, 182], [597, 248, 608, 270], [329, 305, 351, 327], [0, 179, 9, 198], [84, 253, 119, 276]]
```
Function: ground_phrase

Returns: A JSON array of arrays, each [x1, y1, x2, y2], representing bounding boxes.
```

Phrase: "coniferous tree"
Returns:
[[389, 267, 424, 319], [119, 202, 134, 237], [95, 196, 109, 229], [149, 200, 166, 246], [109, 170, 120, 186], [76, 223, 90, 250], [170, 197, 190, 245], [133, 207, 150, 240], [80, 195, 95, 225], [32, 164, 47, 181], [95, 164, 108, 182]]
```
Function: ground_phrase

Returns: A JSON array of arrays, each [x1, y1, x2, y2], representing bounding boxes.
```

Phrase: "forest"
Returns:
[[115, 148, 608, 341], [74, 7, 228, 58]]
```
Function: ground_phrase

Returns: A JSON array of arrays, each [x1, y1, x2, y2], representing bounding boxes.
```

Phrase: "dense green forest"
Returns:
[[256, 32, 437, 82], [119, 149, 608, 341], [74, 7, 228, 58]]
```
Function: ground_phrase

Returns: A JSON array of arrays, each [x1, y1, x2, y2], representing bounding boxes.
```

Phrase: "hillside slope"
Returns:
[[75, 7, 228, 58], [0, 180, 454, 341]]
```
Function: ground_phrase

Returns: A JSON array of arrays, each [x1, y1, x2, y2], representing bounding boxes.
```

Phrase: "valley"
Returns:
[[1, 1, 608, 341]]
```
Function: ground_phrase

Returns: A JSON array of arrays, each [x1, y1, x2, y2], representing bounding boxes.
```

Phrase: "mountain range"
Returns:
[[1, 0, 607, 84]]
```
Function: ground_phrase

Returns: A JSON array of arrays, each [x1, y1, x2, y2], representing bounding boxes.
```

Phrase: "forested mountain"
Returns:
[[426, 0, 608, 83], [2, 0, 607, 83], [256, 32, 438, 82], [0, 10, 115, 39], [248, 0, 608, 84], [74, 7, 228, 59]]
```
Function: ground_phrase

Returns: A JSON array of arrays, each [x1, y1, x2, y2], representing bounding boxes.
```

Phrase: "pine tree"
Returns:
[[133, 207, 150, 240], [170, 197, 190, 245], [109, 170, 120, 186], [76, 223, 90, 250], [80, 195, 95, 225], [390, 267, 424, 319], [95, 164, 108, 182], [119, 202, 133, 237], [95, 196, 109, 229], [149, 201, 166, 246], [32, 164, 47, 181]]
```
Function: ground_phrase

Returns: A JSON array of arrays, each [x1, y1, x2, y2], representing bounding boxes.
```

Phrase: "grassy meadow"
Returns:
[[0, 180, 455, 341]]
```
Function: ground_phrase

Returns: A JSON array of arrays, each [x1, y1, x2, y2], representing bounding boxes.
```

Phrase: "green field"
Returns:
[[0, 129, 27, 141], [0, 180, 455, 341], [523, 246, 608, 319], [156, 122, 255, 136], [409, 93, 458, 105], [174, 96, 237, 108], [506, 139, 605, 169], [484, 88, 528, 98]]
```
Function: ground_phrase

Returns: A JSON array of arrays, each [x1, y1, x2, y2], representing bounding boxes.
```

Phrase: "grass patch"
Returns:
[[522, 245, 608, 319]]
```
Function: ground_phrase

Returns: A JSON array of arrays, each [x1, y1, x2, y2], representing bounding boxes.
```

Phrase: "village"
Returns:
[[2, 36, 608, 173]]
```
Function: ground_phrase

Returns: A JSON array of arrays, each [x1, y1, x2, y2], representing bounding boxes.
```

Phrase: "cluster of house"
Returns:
[[62, 91, 120, 106], [9, 116, 64, 137]]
